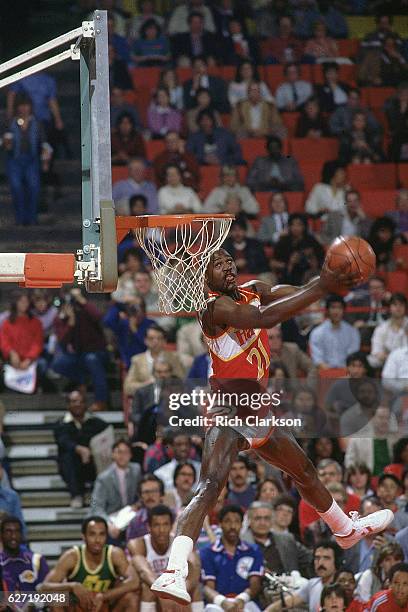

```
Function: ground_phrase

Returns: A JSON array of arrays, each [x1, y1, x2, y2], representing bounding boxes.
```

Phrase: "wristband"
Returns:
[[236, 591, 251, 603], [214, 594, 226, 606]]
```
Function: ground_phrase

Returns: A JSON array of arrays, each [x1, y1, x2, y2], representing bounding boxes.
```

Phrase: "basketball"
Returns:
[[325, 236, 376, 283]]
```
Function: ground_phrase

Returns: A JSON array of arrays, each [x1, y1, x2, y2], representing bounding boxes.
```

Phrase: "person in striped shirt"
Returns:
[[368, 563, 408, 612]]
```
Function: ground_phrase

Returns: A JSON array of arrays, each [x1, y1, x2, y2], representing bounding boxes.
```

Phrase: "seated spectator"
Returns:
[[231, 81, 286, 139], [171, 11, 219, 65], [382, 331, 408, 394], [128, 0, 164, 44], [183, 56, 230, 113], [212, 0, 248, 40], [303, 482, 348, 548], [126, 474, 164, 541], [339, 378, 381, 437], [380, 35, 408, 87], [131, 270, 174, 334], [271, 213, 325, 285], [396, 527, 408, 562], [305, 160, 348, 219], [345, 463, 374, 500], [186, 87, 223, 134], [203, 165, 259, 215], [54, 390, 108, 508], [329, 87, 382, 139], [107, 14, 130, 63], [103, 299, 154, 370], [130, 505, 203, 610], [320, 584, 350, 612], [339, 111, 384, 164], [163, 461, 197, 513], [112, 157, 159, 215], [385, 438, 408, 482], [289, 386, 327, 436], [261, 15, 304, 65], [361, 14, 404, 52], [31, 289, 58, 349], [187, 349, 211, 386], [147, 87, 182, 138], [271, 494, 298, 536], [365, 562, 408, 612], [124, 324, 185, 397], [158, 68, 184, 110], [168, 0, 215, 36], [377, 474, 408, 531], [111, 112, 146, 166], [153, 130, 200, 190], [275, 63, 314, 112], [228, 60, 273, 108], [223, 218, 269, 275], [200, 504, 263, 610], [346, 275, 389, 342], [186, 109, 244, 166], [0, 517, 48, 592], [112, 246, 146, 302], [303, 21, 339, 61], [176, 320, 206, 370], [293, 1, 347, 40], [116, 199, 149, 268], [0, 465, 25, 533], [226, 455, 256, 511], [324, 351, 371, 420], [267, 326, 317, 388], [384, 83, 408, 162], [110, 87, 141, 130], [387, 189, 408, 242], [224, 18, 259, 66], [310, 295, 360, 369], [90, 439, 142, 541], [314, 2, 348, 39], [40, 516, 138, 610], [356, 541, 405, 603], [337, 572, 364, 612], [108, 43, 133, 91], [295, 97, 329, 138], [131, 19, 170, 67], [158, 164, 202, 214], [306, 438, 344, 468], [256, 478, 284, 505], [323, 188, 372, 245], [316, 62, 349, 113], [247, 136, 305, 192], [154, 432, 201, 492], [368, 216, 407, 272], [368, 293, 408, 369], [52, 289, 109, 411], [256, 192, 288, 245]]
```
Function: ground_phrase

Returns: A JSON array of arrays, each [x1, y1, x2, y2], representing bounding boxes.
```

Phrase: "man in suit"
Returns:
[[345, 275, 389, 344], [186, 110, 243, 166], [323, 189, 372, 246], [90, 439, 142, 541], [183, 56, 230, 112], [171, 12, 219, 65], [246, 135, 305, 192]]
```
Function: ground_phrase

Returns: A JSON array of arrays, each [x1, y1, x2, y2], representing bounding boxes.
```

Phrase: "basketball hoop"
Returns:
[[123, 214, 233, 314]]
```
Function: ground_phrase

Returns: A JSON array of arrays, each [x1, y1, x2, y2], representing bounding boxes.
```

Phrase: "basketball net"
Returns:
[[133, 216, 232, 314]]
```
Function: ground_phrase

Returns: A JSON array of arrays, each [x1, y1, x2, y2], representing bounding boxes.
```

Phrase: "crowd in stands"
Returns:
[[1, 0, 408, 610]]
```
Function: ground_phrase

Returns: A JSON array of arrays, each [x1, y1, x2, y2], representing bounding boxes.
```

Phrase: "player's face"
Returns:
[[149, 515, 172, 547], [220, 512, 242, 544], [391, 571, 408, 607], [84, 521, 107, 555], [206, 250, 237, 294]]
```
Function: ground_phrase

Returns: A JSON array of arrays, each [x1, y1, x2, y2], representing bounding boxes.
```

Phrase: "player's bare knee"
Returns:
[[197, 477, 222, 505]]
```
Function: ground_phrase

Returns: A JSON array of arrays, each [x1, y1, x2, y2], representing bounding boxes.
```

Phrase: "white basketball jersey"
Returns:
[[143, 534, 172, 577]]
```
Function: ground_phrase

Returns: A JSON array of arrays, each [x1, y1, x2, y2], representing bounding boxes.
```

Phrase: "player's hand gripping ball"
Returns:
[[325, 236, 376, 285]]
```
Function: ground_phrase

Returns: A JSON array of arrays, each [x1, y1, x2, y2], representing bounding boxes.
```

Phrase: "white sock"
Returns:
[[192, 602, 205, 612], [140, 603, 156, 612], [167, 535, 194, 571], [317, 499, 353, 535]]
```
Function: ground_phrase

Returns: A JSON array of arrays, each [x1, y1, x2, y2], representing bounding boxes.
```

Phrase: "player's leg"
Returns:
[[255, 429, 393, 548]]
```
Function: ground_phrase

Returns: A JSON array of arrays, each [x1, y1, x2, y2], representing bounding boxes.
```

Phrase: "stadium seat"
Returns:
[[337, 39, 360, 57], [263, 65, 285, 89], [240, 138, 267, 165], [200, 166, 221, 197], [220, 113, 231, 128], [366, 87, 396, 109], [112, 166, 129, 184], [145, 140, 166, 162], [347, 164, 397, 190], [360, 190, 396, 217], [312, 64, 356, 86], [255, 192, 270, 216], [387, 270, 408, 295], [398, 164, 408, 188], [130, 67, 160, 91], [222, 66, 236, 81], [133, 87, 152, 125], [281, 112, 300, 137], [298, 160, 324, 194], [393, 245, 408, 268], [318, 367, 348, 378], [290, 138, 339, 162], [285, 192, 305, 213], [176, 67, 192, 83]]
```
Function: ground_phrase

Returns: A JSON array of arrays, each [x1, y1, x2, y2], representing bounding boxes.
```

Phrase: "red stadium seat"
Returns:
[[366, 87, 396, 109], [298, 160, 324, 194], [145, 140, 166, 161], [318, 367, 348, 378], [112, 166, 129, 184], [263, 65, 285, 89], [130, 67, 160, 92], [360, 190, 396, 217], [387, 271, 408, 295], [398, 164, 408, 188], [222, 66, 236, 81], [347, 164, 397, 190], [285, 192, 305, 212], [220, 113, 231, 128], [255, 192, 270, 216], [240, 138, 267, 165], [133, 87, 152, 125], [282, 112, 300, 137], [200, 166, 221, 198], [337, 39, 360, 57], [312, 64, 356, 86], [290, 138, 339, 161], [393, 245, 408, 269]]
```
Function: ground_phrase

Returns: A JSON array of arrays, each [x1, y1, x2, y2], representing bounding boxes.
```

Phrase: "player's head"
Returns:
[[389, 563, 408, 607], [81, 516, 108, 554], [205, 249, 237, 294], [147, 505, 174, 547], [219, 504, 244, 545], [1, 516, 23, 553]]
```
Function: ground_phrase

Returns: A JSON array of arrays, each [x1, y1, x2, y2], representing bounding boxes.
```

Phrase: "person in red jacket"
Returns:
[[367, 563, 408, 612]]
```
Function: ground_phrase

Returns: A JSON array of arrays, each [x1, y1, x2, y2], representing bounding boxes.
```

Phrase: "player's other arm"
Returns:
[[39, 550, 94, 609]]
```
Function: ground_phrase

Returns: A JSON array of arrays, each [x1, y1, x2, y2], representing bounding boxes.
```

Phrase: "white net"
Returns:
[[133, 216, 232, 314]]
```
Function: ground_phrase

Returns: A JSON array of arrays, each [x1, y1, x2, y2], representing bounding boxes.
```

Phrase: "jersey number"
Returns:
[[247, 338, 270, 380]]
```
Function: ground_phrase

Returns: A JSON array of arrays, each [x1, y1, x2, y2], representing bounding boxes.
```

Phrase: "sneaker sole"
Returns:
[[151, 585, 191, 606]]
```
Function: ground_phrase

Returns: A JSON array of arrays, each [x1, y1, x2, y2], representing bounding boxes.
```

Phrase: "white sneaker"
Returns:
[[151, 569, 191, 606], [335, 509, 394, 549], [70, 496, 83, 509]]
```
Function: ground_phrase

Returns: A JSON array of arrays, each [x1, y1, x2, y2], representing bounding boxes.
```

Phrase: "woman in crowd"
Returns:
[[228, 60, 273, 107], [186, 88, 222, 134], [368, 216, 407, 271], [257, 192, 289, 245], [131, 19, 170, 67], [339, 111, 384, 164], [147, 87, 182, 138], [306, 437, 344, 467], [289, 387, 328, 440], [345, 463, 374, 500], [255, 477, 284, 504], [203, 165, 259, 215], [158, 68, 184, 110], [305, 160, 348, 218], [224, 18, 259, 66], [111, 112, 146, 165], [356, 541, 405, 602], [295, 97, 329, 139], [223, 193, 256, 237], [158, 164, 202, 214], [303, 21, 339, 61]]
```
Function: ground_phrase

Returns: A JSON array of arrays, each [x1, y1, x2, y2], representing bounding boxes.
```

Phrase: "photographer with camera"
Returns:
[[51, 289, 109, 411]]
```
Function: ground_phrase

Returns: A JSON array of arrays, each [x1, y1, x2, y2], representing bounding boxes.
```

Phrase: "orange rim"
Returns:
[[116, 213, 234, 230]]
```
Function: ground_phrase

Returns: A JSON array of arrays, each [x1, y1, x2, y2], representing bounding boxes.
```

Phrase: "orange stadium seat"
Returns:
[[347, 164, 397, 190], [337, 39, 360, 57], [366, 87, 396, 109], [112, 166, 129, 184], [255, 192, 270, 216], [386, 270, 408, 295], [176, 67, 193, 83], [398, 164, 408, 188], [222, 66, 236, 81], [318, 367, 348, 378], [263, 65, 312, 89], [290, 138, 339, 161], [393, 245, 408, 268], [200, 166, 221, 197], [282, 112, 300, 137], [285, 192, 305, 212], [130, 67, 160, 91], [133, 87, 152, 125], [240, 138, 267, 165], [299, 160, 324, 194], [312, 64, 356, 86], [360, 190, 396, 217], [145, 140, 166, 161]]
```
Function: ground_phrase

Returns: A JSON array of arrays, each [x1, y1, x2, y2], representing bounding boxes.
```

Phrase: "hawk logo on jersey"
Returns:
[[236, 556, 255, 580]]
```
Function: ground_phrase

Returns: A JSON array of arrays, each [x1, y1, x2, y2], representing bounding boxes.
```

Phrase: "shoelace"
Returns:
[[349, 511, 370, 535]]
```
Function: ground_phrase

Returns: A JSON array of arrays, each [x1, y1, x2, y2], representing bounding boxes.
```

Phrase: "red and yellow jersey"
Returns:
[[199, 283, 270, 385]]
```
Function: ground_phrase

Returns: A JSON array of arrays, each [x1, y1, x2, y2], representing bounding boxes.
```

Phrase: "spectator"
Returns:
[[396, 526, 408, 562], [54, 390, 108, 508], [366, 563, 408, 612], [52, 289, 109, 411], [316, 62, 349, 114], [153, 130, 200, 190], [110, 87, 142, 130], [267, 326, 317, 388], [0, 517, 48, 592], [183, 56, 230, 113], [346, 463, 374, 500], [154, 433, 201, 492], [384, 83, 408, 162], [158, 68, 184, 110], [111, 112, 146, 166], [40, 516, 138, 611], [385, 438, 408, 482], [168, 0, 215, 36], [131, 271, 175, 334], [346, 275, 389, 342], [128, 0, 164, 44], [212, 0, 248, 40], [103, 300, 154, 370], [306, 438, 344, 468], [224, 18, 260, 66], [339, 378, 381, 437], [172, 9, 220, 64], [200, 504, 263, 610], [90, 439, 142, 540], [186, 87, 223, 134], [295, 97, 329, 138], [275, 63, 314, 112], [315, 1, 348, 39], [112, 157, 159, 215], [293, 1, 347, 40], [147, 87, 182, 138], [187, 350, 211, 386], [113, 245, 146, 302], [0, 466, 26, 533], [387, 189, 408, 241], [303, 21, 339, 61], [305, 160, 348, 219], [223, 218, 269, 275], [108, 43, 133, 91], [380, 35, 408, 87], [256, 478, 284, 504], [339, 111, 384, 164], [124, 324, 185, 396], [289, 387, 327, 437], [336, 573, 364, 612], [303, 482, 348, 548], [256, 192, 289, 245], [130, 505, 203, 609], [247, 136, 305, 192], [126, 474, 164, 541], [4, 96, 51, 226], [356, 542, 405, 603], [132, 19, 170, 67], [319, 584, 349, 612], [271, 213, 325, 285], [107, 13, 130, 63], [261, 15, 304, 64], [323, 189, 372, 245], [158, 164, 202, 214], [271, 495, 298, 536], [176, 320, 206, 370], [226, 455, 256, 511], [377, 473, 403, 515], [231, 81, 286, 139], [324, 351, 371, 419], [186, 109, 244, 166], [362, 14, 404, 52], [368, 293, 408, 369], [163, 461, 197, 513], [368, 216, 406, 272], [329, 87, 382, 139], [228, 61, 273, 108], [204, 165, 259, 215]]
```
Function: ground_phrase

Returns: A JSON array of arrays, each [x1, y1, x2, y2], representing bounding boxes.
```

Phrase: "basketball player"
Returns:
[[152, 250, 394, 605], [130, 504, 203, 611], [40, 516, 138, 611]]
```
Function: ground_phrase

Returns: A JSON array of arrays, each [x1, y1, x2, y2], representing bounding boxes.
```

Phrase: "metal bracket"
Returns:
[[74, 245, 101, 285], [82, 21, 95, 38], [70, 44, 80, 61]]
